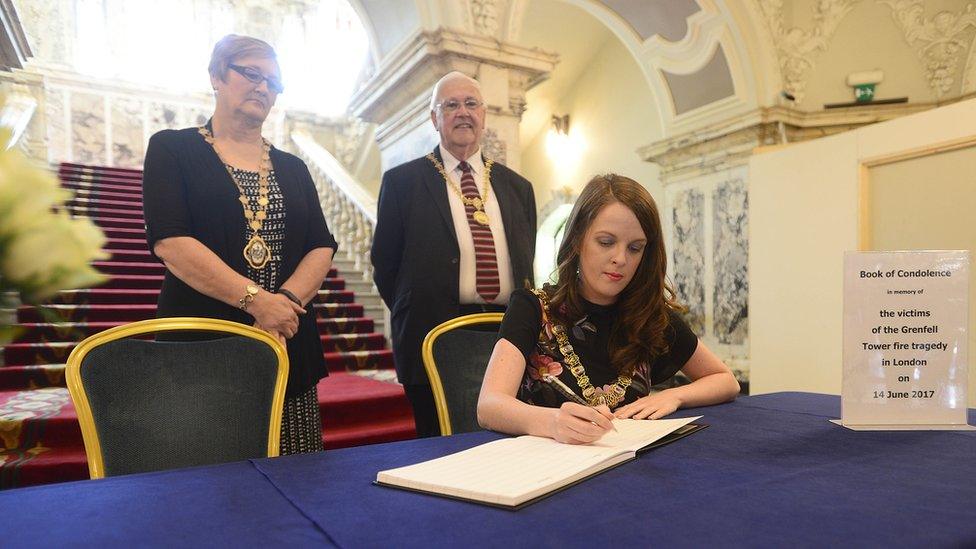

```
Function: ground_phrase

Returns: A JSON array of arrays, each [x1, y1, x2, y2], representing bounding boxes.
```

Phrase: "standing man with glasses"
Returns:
[[371, 71, 537, 437]]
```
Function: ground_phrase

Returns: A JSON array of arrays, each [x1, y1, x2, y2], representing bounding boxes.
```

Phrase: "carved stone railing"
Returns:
[[290, 129, 376, 282]]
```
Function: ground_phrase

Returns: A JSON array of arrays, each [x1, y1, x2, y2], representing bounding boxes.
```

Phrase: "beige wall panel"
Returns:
[[802, 0, 935, 108], [750, 97, 976, 396], [868, 147, 976, 403], [749, 131, 860, 395]]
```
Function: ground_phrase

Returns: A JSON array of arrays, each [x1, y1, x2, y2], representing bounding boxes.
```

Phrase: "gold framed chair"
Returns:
[[65, 317, 288, 479], [422, 313, 503, 435]]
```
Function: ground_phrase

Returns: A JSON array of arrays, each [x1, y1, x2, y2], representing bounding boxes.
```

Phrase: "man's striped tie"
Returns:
[[458, 161, 500, 302]]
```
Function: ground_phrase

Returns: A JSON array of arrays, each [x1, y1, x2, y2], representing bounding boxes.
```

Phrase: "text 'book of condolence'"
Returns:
[[375, 416, 706, 509]]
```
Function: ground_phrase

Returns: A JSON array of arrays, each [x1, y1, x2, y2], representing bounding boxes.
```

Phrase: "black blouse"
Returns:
[[499, 288, 698, 409], [142, 126, 339, 397]]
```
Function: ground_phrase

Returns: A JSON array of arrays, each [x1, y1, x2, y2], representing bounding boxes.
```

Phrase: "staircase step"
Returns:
[[60, 162, 144, 178], [99, 274, 164, 289], [3, 342, 77, 366], [101, 226, 147, 240], [87, 216, 146, 230], [320, 333, 386, 352], [313, 290, 354, 304], [316, 317, 374, 334], [318, 373, 415, 449], [0, 446, 89, 489], [323, 416, 416, 450], [103, 248, 152, 262], [0, 364, 67, 390], [318, 373, 411, 425], [67, 196, 143, 212], [69, 187, 144, 203], [60, 173, 142, 188], [93, 261, 165, 276], [47, 289, 160, 305], [17, 304, 157, 323], [66, 205, 143, 220], [61, 179, 144, 195], [105, 237, 150, 251], [12, 322, 126, 341], [312, 303, 364, 318], [324, 349, 394, 372]]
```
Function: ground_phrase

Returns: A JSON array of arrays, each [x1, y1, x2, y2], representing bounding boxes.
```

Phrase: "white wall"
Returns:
[[520, 36, 663, 209], [749, 97, 976, 396]]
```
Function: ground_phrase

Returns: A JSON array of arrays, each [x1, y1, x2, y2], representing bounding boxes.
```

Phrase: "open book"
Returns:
[[375, 416, 704, 509]]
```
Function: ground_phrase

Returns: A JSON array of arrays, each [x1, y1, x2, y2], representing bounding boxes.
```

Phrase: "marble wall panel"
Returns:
[[146, 102, 181, 137], [111, 98, 144, 168], [672, 189, 706, 334], [44, 87, 68, 164], [182, 106, 211, 129], [14, 0, 70, 65], [712, 179, 748, 345], [70, 93, 106, 165]]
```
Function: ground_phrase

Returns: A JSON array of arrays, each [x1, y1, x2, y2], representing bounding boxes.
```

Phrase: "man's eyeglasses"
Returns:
[[228, 64, 284, 94], [436, 98, 484, 113]]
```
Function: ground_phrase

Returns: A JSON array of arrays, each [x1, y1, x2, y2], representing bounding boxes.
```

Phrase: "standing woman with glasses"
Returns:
[[142, 34, 338, 454]]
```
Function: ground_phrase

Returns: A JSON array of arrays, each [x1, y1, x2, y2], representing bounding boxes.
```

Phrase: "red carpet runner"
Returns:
[[0, 162, 415, 489]]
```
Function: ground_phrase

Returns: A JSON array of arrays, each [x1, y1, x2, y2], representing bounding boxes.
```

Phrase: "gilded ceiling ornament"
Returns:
[[880, 0, 976, 97], [755, 0, 860, 104]]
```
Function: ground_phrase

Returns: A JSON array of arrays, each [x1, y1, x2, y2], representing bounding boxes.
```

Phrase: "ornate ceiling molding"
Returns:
[[881, 0, 976, 98], [754, 0, 860, 104], [645, 9, 725, 73]]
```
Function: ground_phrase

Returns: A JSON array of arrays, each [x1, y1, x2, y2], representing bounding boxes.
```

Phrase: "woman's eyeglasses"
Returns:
[[228, 64, 284, 94]]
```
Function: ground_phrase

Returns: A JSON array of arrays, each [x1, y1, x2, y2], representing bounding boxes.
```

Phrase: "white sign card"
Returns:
[[840, 250, 972, 430]]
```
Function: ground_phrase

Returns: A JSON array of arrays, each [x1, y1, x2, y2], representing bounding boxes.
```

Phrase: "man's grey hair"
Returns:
[[429, 71, 483, 111]]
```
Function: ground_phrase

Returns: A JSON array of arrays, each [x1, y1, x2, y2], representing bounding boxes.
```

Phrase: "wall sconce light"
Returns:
[[547, 113, 582, 161], [551, 114, 570, 135]]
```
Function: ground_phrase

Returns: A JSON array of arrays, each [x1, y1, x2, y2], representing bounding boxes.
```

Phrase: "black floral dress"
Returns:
[[498, 288, 698, 409]]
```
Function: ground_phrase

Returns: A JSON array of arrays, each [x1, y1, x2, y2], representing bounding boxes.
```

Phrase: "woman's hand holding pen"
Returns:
[[614, 391, 681, 420], [550, 402, 615, 445]]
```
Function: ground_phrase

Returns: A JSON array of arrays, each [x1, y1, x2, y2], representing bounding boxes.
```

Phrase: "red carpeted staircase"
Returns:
[[0, 162, 415, 489]]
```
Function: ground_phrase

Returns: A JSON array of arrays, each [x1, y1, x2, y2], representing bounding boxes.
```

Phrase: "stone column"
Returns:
[[348, 27, 557, 172]]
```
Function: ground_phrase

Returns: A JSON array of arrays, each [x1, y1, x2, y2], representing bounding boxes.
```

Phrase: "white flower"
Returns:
[[0, 113, 108, 304]]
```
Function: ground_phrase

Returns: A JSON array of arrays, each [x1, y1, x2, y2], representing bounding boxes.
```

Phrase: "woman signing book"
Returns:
[[477, 174, 739, 444]]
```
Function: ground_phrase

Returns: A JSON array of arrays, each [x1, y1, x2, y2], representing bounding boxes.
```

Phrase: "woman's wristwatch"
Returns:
[[278, 287, 303, 307], [239, 283, 260, 311]]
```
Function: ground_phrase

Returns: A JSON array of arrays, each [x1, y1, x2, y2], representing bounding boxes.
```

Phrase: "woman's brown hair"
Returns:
[[545, 174, 683, 376]]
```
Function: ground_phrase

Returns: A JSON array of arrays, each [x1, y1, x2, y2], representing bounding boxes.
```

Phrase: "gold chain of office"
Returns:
[[427, 153, 494, 226], [531, 288, 633, 408], [198, 126, 272, 270]]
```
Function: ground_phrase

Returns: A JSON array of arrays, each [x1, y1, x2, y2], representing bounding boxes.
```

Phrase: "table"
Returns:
[[3, 393, 974, 548]]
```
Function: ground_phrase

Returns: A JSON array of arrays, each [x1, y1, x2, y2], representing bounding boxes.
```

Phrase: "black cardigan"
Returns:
[[142, 126, 338, 397]]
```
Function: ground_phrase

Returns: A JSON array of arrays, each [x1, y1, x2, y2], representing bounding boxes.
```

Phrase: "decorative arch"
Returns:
[[539, 0, 767, 136]]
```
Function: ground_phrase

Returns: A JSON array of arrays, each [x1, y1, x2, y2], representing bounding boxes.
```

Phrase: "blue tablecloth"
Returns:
[[3, 393, 975, 548]]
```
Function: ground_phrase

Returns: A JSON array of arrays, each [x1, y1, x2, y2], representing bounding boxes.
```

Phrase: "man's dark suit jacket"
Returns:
[[371, 147, 537, 385]]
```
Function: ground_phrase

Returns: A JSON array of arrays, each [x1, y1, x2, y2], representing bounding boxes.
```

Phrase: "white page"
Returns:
[[593, 416, 701, 452], [377, 416, 703, 504]]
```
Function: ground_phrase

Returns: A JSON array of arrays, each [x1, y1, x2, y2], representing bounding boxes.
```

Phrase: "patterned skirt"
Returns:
[[279, 384, 324, 455], [235, 167, 324, 454]]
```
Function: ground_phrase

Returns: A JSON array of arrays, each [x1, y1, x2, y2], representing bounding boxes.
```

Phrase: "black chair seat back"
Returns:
[[427, 322, 500, 434]]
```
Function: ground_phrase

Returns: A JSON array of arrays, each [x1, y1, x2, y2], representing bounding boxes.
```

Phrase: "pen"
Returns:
[[543, 374, 617, 432]]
